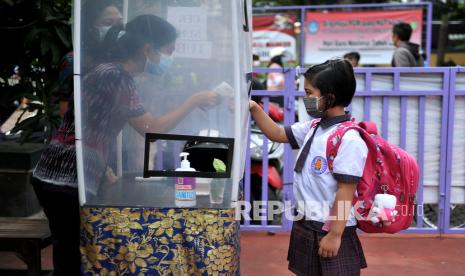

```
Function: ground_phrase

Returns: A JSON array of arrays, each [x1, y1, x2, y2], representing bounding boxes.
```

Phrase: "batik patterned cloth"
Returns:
[[80, 208, 240, 275]]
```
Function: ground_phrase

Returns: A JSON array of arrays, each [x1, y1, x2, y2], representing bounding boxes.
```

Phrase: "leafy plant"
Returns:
[[213, 158, 226, 173], [0, 0, 72, 143]]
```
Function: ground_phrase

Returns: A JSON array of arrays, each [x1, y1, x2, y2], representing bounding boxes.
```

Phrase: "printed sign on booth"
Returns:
[[304, 10, 423, 65], [168, 7, 212, 59]]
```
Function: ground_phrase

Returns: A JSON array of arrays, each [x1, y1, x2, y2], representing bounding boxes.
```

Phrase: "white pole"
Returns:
[[73, 0, 86, 205], [116, 0, 129, 177], [116, 133, 123, 177], [230, 1, 242, 205]]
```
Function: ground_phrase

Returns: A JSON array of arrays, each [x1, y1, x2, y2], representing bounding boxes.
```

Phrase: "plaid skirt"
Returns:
[[287, 219, 367, 276]]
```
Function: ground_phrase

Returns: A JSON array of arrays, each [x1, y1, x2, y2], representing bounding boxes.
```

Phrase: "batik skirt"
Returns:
[[80, 208, 240, 275]]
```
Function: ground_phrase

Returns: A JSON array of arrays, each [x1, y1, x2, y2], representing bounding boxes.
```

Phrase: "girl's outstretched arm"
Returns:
[[249, 100, 288, 143]]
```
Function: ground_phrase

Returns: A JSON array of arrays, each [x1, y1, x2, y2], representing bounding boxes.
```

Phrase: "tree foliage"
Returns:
[[0, 0, 72, 142]]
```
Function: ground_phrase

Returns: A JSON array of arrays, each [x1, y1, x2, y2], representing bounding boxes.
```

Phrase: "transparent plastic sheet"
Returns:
[[76, 0, 250, 207]]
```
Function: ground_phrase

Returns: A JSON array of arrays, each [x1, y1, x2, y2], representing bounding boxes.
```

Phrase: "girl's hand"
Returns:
[[249, 99, 258, 111], [318, 232, 342, 258]]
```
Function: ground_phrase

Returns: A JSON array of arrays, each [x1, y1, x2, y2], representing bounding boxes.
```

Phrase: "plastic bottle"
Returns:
[[175, 152, 196, 207]]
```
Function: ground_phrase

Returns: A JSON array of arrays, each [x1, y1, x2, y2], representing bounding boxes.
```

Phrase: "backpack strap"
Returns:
[[358, 121, 378, 135], [310, 118, 321, 128], [326, 121, 350, 172], [326, 121, 373, 172]]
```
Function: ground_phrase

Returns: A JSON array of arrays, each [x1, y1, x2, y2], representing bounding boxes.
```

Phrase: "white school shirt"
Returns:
[[284, 114, 368, 226]]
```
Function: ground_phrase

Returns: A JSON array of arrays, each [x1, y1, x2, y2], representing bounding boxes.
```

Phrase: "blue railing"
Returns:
[[240, 66, 465, 234]]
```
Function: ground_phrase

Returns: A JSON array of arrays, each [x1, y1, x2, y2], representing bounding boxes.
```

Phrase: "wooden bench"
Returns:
[[0, 218, 52, 276]]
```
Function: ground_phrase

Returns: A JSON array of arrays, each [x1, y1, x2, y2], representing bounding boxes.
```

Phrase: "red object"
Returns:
[[250, 163, 283, 190], [323, 120, 419, 234], [259, 102, 284, 122], [253, 15, 296, 36]]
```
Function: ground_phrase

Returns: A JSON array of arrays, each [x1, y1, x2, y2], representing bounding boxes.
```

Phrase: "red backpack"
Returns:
[[323, 119, 419, 234]]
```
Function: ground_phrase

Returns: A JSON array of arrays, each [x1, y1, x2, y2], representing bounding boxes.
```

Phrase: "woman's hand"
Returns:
[[190, 91, 221, 110], [130, 91, 221, 135], [318, 232, 342, 258], [104, 166, 119, 185]]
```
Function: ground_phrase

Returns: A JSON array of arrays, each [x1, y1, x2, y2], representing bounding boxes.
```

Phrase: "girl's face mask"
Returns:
[[303, 96, 325, 118]]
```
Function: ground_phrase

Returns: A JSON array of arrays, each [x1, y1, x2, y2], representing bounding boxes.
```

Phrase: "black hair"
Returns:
[[392, 22, 412, 42], [253, 54, 260, 61], [343, 52, 360, 63], [268, 55, 284, 68], [102, 14, 177, 62], [303, 59, 356, 108]]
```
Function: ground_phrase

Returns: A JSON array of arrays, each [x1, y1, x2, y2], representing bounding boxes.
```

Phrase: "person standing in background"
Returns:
[[391, 22, 424, 67], [266, 47, 287, 91], [343, 52, 360, 68], [31, 1, 124, 274]]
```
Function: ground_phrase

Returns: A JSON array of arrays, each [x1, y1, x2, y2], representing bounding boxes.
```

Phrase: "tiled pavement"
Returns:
[[1, 231, 465, 275]]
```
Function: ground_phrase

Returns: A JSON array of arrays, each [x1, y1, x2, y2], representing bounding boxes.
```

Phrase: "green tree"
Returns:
[[0, 0, 72, 143], [434, 0, 465, 65]]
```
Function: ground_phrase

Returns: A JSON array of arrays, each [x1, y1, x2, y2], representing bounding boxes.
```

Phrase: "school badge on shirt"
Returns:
[[311, 156, 327, 175]]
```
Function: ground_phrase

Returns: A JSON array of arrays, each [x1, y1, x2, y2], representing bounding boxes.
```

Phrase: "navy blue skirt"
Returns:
[[287, 219, 367, 276]]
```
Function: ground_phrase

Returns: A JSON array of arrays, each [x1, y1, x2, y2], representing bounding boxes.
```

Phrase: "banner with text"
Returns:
[[253, 14, 296, 62], [304, 10, 423, 65]]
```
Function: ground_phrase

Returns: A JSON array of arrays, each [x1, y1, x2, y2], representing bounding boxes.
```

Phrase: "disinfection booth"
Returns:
[[74, 0, 252, 208]]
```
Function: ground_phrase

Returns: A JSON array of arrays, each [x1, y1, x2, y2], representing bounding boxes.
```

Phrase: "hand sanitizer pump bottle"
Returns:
[[175, 152, 197, 207]]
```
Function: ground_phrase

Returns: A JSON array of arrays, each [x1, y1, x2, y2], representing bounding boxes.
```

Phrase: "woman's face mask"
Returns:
[[303, 96, 326, 118], [158, 52, 174, 73], [97, 25, 112, 41], [144, 51, 174, 75], [95, 6, 123, 41]]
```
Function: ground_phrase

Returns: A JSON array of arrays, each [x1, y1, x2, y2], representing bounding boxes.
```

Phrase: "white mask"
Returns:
[[97, 25, 112, 41]]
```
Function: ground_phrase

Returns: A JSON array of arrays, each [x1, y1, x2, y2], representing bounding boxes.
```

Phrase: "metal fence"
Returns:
[[240, 66, 465, 235]]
